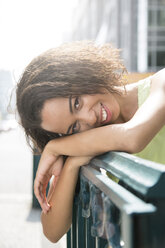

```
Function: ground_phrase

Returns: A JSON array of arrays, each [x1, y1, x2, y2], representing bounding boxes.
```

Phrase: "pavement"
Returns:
[[0, 126, 66, 248]]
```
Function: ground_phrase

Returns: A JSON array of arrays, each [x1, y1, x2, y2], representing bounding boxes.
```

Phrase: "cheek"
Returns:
[[109, 99, 120, 121], [114, 102, 120, 119], [79, 123, 93, 133], [41, 112, 65, 133], [51, 116, 69, 134]]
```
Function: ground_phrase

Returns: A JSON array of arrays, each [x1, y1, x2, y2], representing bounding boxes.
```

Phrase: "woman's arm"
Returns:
[[48, 90, 165, 156], [41, 156, 91, 243], [46, 69, 165, 156], [35, 69, 165, 213]]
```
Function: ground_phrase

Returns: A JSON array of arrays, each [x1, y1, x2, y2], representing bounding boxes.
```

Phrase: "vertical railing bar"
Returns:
[[95, 237, 99, 248], [87, 217, 91, 247], [70, 225, 73, 248], [99, 237, 108, 248], [87, 217, 90, 248], [67, 229, 71, 248], [77, 203, 86, 248], [76, 204, 79, 248], [72, 203, 77, 248], [85, 218, 87, 248], [88, 215, 96, 247], [82, 211, 86, 248], [122, 212, 133, 248]]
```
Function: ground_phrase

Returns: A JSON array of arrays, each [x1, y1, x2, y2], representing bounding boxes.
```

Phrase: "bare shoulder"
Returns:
[[150, 68, 165, 92]]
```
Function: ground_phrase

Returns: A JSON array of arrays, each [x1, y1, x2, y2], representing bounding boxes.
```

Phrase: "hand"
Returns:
[[34, 146, 63, 213], [46, 156, 93, 211]]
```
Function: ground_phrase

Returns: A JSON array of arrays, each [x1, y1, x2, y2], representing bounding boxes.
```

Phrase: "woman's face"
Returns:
[[41, 92, 121, 135]]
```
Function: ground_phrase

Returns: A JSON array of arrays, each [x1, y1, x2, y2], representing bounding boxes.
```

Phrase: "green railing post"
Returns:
[[32, 153, 50, 208], [67, 151, 165, 248], [32, 154, 41, 208]]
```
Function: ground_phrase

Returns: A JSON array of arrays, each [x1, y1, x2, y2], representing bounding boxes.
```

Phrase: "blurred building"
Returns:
[[70, 0, 165, 72], [0, 70, 14, 120]]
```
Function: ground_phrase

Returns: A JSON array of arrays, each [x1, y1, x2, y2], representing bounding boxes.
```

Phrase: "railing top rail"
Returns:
[[81, 165, 156, 215], [89, 152, 165, 199]]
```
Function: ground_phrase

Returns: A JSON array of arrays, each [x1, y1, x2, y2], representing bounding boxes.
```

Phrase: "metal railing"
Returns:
[[67, 152, 165, 248]]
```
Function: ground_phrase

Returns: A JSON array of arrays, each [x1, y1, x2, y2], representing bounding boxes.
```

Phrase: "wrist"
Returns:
[[64, 158, 81, 173], [46, 139, 59, 156]]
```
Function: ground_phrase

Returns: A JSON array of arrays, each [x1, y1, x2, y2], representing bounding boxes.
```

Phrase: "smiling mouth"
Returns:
[[101, 103, 112, 124], [102, 106, 107, 122]]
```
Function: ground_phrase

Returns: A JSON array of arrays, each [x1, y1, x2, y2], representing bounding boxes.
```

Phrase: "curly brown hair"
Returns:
[[16, 41, 127, 152]]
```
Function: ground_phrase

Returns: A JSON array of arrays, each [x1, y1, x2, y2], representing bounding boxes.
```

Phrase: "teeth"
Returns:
[[102, 106, 107, 122]]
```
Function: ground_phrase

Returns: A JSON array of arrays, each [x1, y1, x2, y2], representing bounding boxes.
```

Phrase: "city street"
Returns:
[[0, 126, 66, 248]]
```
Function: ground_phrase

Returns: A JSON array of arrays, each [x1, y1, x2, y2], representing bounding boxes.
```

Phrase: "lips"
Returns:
[[100, 103, 112, 124]]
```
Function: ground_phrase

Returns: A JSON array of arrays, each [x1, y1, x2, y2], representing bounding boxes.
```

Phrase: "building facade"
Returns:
[[69, 0, 165, 72]]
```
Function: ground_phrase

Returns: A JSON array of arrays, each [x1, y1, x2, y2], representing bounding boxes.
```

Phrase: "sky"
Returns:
[[0, 0, 77, 77]]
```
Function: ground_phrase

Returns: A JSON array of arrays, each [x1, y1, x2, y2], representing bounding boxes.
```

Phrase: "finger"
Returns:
[[53, 176, 60, 188], [34, 180, 50, 213], [39, 196, 50, 214], [39, 184, 50, 213], [34, 179, 43, 202], [41, 185, 51, 211]]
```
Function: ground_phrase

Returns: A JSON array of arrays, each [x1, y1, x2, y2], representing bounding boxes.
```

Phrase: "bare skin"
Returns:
[[41, 84, 138, 135], [34, 69, 165, 242], [41, 155, 91, 243]]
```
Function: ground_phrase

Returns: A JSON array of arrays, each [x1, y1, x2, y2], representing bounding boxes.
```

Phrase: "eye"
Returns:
[[74, 97, 79, 110], [72, 121, 78, 134]]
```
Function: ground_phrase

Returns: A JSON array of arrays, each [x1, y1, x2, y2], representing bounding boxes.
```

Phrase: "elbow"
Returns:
[[44, 235, 60, 244], [42, 228, 59, 244], [41, 212, 60, 243], [123, 131, 145, 154], [41, 211, 71, 243], [127, 141, 144, 154], [43, 231, 58, 244]]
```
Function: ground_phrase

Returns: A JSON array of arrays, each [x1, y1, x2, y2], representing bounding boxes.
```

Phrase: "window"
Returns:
[[157, 51, 165, 66], [157, 10, 165, 26]]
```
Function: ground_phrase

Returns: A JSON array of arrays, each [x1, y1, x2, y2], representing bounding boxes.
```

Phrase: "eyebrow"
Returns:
[[66, 96, 73, 134]]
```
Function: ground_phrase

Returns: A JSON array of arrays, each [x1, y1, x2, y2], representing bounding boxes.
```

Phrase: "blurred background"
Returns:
[[0, 0, 165, 247]]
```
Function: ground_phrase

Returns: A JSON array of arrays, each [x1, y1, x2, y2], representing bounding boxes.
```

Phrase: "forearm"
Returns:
[[46, 72, 165, 157], [47, 124, 129, 157], [41, 159, 80, 243]]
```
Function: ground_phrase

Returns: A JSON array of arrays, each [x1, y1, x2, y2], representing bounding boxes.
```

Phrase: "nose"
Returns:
[[77, 108, 97, 128]]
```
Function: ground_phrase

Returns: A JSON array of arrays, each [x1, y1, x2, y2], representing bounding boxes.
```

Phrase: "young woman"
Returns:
[[16, 41, 165, 242]]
